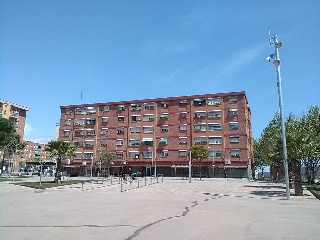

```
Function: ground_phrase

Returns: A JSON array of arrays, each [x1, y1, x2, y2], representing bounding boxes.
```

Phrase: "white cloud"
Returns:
[[29, 138, 50, 144], [198, 42, 266, 83], [24, 123, 35, 137]]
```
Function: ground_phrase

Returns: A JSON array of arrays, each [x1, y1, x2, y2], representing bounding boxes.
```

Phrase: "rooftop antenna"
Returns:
[[268, 28, 273, 45], [81, 90, 83, 104]]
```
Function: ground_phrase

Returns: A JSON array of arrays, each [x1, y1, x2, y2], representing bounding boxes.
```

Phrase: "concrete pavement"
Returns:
[[0, 178, 319, 240]]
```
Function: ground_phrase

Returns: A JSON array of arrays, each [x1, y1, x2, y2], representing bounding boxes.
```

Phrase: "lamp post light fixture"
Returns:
[[267, 31, 290, 200]]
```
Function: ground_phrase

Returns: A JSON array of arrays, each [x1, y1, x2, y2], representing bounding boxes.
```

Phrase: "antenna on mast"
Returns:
[[268, 29, 273, 45]]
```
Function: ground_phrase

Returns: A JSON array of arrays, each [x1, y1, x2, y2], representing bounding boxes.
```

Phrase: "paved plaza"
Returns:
[[0, 177, 319, 240]]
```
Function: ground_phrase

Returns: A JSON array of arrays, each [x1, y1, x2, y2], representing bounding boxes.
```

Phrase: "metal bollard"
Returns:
[[120, 178, 123, 192], [145, 176, 147, 186], [157, 176, 159, 183], [151, 177, 153, 185], [130, 179, 132, 189], [162, 175, 163, 182], [138, 177, 140, 188], [81, 181, 84, 191], [111, 177, 113, 185]]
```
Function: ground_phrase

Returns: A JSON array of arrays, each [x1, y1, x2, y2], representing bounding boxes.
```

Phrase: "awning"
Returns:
[[160, 114, 168, 118], [142, 138, 153, 142], [160, 138, 168, 143], [194, 98, 205, 101]]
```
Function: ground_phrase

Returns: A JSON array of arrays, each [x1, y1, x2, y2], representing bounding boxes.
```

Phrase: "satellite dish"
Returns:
[[273, 60, 281, 67], [275, 42, 282, 48]]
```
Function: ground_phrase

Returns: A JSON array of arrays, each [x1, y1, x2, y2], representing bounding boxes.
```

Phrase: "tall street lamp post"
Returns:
[[267, 31, 290, 200]]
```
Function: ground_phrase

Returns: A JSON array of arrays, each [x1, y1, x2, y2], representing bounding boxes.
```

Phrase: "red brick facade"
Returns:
[[59, 92, 253, 177]]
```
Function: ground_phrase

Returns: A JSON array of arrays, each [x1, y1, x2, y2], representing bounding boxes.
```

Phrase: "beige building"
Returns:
[[0, 99, 29, 139]]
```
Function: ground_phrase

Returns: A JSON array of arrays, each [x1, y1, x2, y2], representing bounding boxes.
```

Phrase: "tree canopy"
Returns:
[[257, 106, 320, 195], [45, 139, 75, 182]]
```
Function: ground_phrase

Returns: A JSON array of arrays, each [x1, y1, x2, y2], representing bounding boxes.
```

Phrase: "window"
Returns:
[[179, 124, 187, 131], [129, 139, 140, 146], [179, 150, 187, 157], [228, 109, 238, 116], [230, 136, 239, 143], [116, 152, 124, 159], [142, 151, 152, 158], [179, 100, 187, 106], [143, 114, 154, 122], [194, 111, 206, 118], [179, 137, 187, 144], [130, 127, 140, 134], [102, 106, 109, 112], [161, 150, 168, 157], [102, 117, 109, 122], [207, 110, 221, 118], [75, 119, 85, 126], [209, 150, 222, 158], [179, 112, 187, 118], [129, 152, 140, 159], [209, 137, 222, 144], [230, 149, 240, 157], [161, 125, 169, 132], [194, 124, 206, 131], [117, 127, 124, 134], [143, 126, 154, 133], [131, 103, 141, 111], [63, 130, 70, 136], [194, 137, 207, 145], [86, 118, 96, 125], [131, 115, 141, 122], [193, 98, 206, 106], [118, 105, 126, 111], [160, 113, 169, 119], [100, 139, 107, 146], [228, 96, 238, 103], [144, 102, 155, 110], [161, 102, 169, 108], [73, 152, 82, 159], [74, 130, 84, 137], [85, 140, 94, 147], [118, 116, 125, 122], [229, 122, 239, 130], [64, 119, 72, 126], [74, 141, 83, 148], [66, 109, 73, 115], [159, 138, 168, 144], [116, 139, 124, 146], [208, 97, 220, 105], [84, 152, 94, 159], [76, 107, 86, 115], [86, 129, 95, 136], [101, 128, 108, 135], [142, 138, 153, 145], [208, 123, 221, 131], [86, 107, 97, 114]]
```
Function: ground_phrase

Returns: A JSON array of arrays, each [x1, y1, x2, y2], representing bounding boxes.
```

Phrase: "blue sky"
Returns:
[[0, 1, 319, 143]]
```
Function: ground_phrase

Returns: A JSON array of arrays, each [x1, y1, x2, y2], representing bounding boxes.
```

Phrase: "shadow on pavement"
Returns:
[[243, 185, 286, 189]]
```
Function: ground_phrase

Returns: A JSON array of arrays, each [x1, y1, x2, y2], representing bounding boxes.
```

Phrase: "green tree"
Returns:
[[100, 151, 117, 177], [189, 146, 209, 180], [0, 118, 25, 175], [45, 140, 75, 182], [253, 139, 268, 179], [300, 106, 320, 184]]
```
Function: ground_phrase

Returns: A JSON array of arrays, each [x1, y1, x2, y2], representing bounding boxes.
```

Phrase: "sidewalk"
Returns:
[[1, 178, 319, 240]]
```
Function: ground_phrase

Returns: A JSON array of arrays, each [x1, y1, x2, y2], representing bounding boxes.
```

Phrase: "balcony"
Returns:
[[10, 111, 19, 118]]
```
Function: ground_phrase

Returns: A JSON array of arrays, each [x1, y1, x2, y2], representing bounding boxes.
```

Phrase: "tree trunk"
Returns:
[[55, 158, 62, 183], [199, 164, 202, 180], [293, 159, 303, 196]]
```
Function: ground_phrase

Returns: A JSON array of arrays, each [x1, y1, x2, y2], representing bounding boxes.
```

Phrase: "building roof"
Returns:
[[0, 99, 30, 111], [60, 91, 247, 109]]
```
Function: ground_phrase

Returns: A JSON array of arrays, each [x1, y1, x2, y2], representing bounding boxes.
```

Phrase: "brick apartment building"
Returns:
[[59, 91, 253, 178]]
